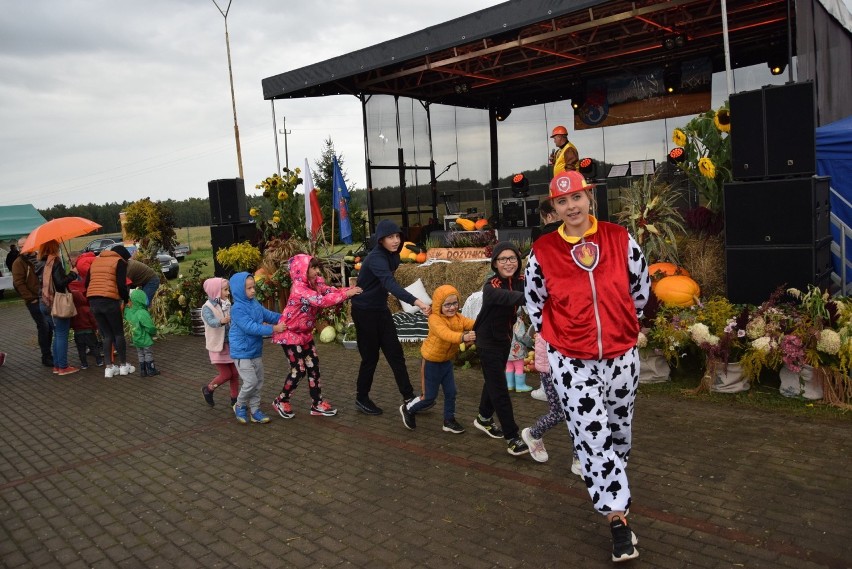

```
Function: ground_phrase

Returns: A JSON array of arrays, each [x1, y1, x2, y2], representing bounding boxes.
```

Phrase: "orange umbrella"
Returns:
[[20, 217, 102, 253]]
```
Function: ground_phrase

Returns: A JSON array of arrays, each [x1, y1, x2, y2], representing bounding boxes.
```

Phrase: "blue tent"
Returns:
[[817, 114, 852, 289]]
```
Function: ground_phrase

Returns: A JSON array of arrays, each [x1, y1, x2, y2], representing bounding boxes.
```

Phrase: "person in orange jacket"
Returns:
[[399, 284, 474, 434]]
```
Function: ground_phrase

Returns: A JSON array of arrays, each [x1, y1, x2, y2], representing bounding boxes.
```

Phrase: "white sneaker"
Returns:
[[571, 455, 582, 477], [530, 385, 547, 401], [119, 364, 135, 376], [521, 427, 549, 463], [104, 365, 118, 378]]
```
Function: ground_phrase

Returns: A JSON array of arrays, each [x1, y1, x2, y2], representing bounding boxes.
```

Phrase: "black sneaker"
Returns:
[[473, 416, 504, 439], [442, 418, 465, 434], [506, 436, 530, 456], [202, 385, 215, 407], [356, 397, 383, 415], [610, 517, 639, 562], [399, 404, 416, 430]]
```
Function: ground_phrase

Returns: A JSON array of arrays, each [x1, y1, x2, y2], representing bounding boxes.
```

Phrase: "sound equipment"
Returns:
[[726, 243, 831, 306], [593, 183, 609, 221], [208, 178, 248, 225], [500, 197, 540, 228], [209, 222, 258, 277], [496, 227, 533, 243], [724, 177, 830, 247], [730, 82, 816, 180]]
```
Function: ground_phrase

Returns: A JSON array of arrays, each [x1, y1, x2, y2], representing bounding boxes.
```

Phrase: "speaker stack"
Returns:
[[207, 178, 257, 277], [725, 81, 831, 305]]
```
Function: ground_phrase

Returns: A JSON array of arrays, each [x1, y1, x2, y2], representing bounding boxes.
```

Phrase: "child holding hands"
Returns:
[[229, 272, 286, 425], [200, 277, 239, 408], [399, 285, 474, 433], [271, 254, 361, 418]]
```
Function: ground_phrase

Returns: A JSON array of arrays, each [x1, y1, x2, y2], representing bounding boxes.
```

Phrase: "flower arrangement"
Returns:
[[215, 242, 262, 274], [150, 259, 209, 333], [615, 172, 686, 263], [671, 104, 731, 213], [252, 168, 305, 243]]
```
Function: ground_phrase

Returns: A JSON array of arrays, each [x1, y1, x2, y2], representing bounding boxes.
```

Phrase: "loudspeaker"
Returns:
[[724, 177, 830, 247], [730, 82, 816, 180], [764, 82, 816, 177], [730, 89, 766, 179], [496, 227, 532, 243], [593, 183, 609, 221], [208, 178, 248, 225], [501, 199, 526, 227], [210, 222, 259, 277], [726, 243, 832, 306]]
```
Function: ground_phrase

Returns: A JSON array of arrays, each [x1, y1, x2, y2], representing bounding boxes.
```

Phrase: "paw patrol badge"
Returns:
[[571, 241, 599, 271]]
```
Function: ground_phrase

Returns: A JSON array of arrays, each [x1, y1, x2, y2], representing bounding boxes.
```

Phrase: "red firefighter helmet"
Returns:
[[550, 125, 569, 137]]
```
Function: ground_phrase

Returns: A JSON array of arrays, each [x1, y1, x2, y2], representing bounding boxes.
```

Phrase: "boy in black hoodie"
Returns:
[[471, 242, 529, 456], [351, 220, 431, 415]]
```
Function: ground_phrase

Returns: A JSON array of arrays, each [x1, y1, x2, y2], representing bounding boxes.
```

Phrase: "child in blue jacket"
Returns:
[[228, 272, 286, 424]]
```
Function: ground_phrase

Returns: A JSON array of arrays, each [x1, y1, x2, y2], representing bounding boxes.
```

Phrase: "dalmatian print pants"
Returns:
[[548, 345, 639, 515]]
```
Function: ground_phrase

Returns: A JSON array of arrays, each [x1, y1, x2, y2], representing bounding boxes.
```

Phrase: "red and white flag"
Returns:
[[303, 158, 323, 238]]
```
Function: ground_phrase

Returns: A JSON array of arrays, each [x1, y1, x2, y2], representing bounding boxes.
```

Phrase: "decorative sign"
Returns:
[[427, 247, 490, 261]]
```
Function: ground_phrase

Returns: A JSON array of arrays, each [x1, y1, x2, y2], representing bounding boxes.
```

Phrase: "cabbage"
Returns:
[[319, 326, 337, 343]]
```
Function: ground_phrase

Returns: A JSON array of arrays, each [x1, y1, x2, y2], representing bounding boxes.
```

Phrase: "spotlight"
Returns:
[[495, 103, 512, 122], [511, 173, 529, 197], [767, 55, 787, 76], [579, 157, 597, 179], [454, 83, 469, 94], [662, 34, 686, 51], [667, 147, 686, 166], [663, 65, 681, 94]]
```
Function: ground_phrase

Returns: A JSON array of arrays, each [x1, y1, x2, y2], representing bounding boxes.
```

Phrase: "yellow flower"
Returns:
[[272, 216, 281, 224], [249, 208, 259, 217], [714, 108, 731, 133], [277, 191, 288, 201], [698, 157, 716, 179], [672, 128, 687, 147], [273, 210, 280, 216], [294, 167, 301, 174]]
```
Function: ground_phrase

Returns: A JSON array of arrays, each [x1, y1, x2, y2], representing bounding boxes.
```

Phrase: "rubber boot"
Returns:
[[505, 371, 515, 392], [514, 373, 532, 393], [147, 361, 160, 377], [140, 362, 148, 377]]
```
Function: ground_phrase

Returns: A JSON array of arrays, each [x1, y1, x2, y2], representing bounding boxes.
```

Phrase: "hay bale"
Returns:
[[387, 261, 492, 312], [680, 235, 726, 299]]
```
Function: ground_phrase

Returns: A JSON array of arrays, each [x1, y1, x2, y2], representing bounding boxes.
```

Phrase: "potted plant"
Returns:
[[686, 298, 751, 394], [342, 323, 357, 349], [215, 242, 262, 275], [614, 172, 686, 264]]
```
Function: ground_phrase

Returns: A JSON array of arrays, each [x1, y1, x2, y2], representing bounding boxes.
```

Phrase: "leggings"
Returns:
[[278, 342, 323, 405], [208, 362, 240, 399], [529, 371, 567, 440], [89, 297, 127, 365]]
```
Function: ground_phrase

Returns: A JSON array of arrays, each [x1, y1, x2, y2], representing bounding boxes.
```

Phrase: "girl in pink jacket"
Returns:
[[271, 254, 361, 419]]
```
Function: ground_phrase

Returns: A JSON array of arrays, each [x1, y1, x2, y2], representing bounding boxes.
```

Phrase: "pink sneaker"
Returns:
[[310, 400, 338, 416], [273, 398, 294, 419], [57, 366, 80, 376]]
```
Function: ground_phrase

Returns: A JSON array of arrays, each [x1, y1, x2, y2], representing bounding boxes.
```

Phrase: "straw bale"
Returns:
[[681, 235, 725, 299], [387, 261, 492, 312]]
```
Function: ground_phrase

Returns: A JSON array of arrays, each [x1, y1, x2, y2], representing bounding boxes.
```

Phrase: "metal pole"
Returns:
[[278, 117, 291, 170], [271, 102, 281, 174], [211, 0, 243, 178], [720, 0, 734, 96]]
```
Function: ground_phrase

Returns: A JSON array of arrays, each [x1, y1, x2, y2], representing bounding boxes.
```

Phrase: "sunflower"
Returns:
[[249, 208, 259, 217], [714, 108, 731, 133], [672, 128, 687, 147], [272, 216, 281, 224], [277, 190, 288, 200], [698, 157, 716, 179]]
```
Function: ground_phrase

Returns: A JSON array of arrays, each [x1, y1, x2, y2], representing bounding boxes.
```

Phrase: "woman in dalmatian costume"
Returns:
[[524, 170, 650, 563]]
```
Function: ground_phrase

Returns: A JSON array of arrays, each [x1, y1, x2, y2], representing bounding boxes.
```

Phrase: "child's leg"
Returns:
[[529, 371, 566, 439], [278, 344, 308, 402], [227, 363, 240, 400], [409, 360, 446, 414], [235, 357, 264, 412], [145, 347, 159, 376], [73, 333, 88, 366], [441, 367, 458, 422], [302, 343, 324, 404], [208, 363, 234, 391], [504, 360, 516, 391], [513, 359, 531, 392]]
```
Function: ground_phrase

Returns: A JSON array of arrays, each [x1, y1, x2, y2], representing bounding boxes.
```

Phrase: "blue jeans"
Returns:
[[410, 360, 457, 421], [140, 277, 160, 305], [41, 303, 70, 369]]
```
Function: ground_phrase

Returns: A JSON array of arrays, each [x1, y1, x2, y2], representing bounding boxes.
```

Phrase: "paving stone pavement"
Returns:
[[1, 300, 851, 568]]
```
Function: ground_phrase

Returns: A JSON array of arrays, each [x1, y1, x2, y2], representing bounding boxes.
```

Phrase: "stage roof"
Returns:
[[262, 0, 793, 110]]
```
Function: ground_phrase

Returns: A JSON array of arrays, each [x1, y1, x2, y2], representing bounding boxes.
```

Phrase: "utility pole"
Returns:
[[278, 117, 291, 170], [211, 0, 244, 178]]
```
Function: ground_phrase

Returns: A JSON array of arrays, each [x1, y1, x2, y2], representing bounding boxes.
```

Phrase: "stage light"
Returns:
[[454, 83, 469, 94], [767, 55, 787, 76], [511, 173, 529, 197], [579, 157, 597, 179], [664, 65, 681, 94], [662, 34, 686, 51], [495, 103, 512, 121], [667, 147, 686, 166]]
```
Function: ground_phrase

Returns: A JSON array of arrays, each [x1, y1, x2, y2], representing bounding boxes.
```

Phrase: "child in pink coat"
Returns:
[[200, 277, 239, 408], [271, 254, 361, 419]]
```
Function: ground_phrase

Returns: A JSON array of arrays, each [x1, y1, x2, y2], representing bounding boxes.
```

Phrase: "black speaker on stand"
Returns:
[[208, 178, 249, 225]]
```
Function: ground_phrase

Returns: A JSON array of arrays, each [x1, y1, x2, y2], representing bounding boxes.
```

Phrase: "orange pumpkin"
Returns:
[[654, 275, 701, 307], [254, 267, 270, 284], [415, 252, 428, 263], [648, 262, 690, 291], [474, 218, 489, 230]]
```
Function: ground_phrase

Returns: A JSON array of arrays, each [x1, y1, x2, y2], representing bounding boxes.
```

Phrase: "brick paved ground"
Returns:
[[1, 300, 850, 568]]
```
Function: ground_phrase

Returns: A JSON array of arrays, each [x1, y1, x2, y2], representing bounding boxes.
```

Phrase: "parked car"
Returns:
[[159, 244, 190, 261], [82, 236, 122, 255], [104, 244, 180, 280]]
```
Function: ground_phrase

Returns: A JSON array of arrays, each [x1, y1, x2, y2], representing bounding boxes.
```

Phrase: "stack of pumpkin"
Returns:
[[454, 218, 490, 231], [400, 242, 428, 263], [649, 262, 701, 308]]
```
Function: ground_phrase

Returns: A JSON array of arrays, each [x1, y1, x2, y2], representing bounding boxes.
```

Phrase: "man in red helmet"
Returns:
[[549, 125, 579, 177]]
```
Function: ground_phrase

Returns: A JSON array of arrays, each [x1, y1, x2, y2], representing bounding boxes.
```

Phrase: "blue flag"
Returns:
[[332, 155, 352, 244]]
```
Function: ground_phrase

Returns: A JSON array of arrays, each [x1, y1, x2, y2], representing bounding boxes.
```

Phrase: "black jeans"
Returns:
[[89, 297, 127, 365], [352, 306, 414, 401], [477, 345, 519, 440], [25, 300, 53, 362]]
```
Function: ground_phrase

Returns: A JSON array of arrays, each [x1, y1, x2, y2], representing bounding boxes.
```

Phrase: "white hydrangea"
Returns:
[[746, 316, 765, 339], [817, 329, 841, 355], [751, 336, 773, 353], [637, 331, 648, 348]]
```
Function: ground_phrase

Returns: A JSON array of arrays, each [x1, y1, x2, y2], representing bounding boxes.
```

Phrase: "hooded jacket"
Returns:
[[125, 288, 157, 348], [272, 254, 351, 346], [472, 242, 526, 351], [12, 253, 40, 303], [228, 272, 281, 359], [68, 277, 98, 332], [351, 219, 417, 311], [202, 277, 230, 353], [420, 285, 476, 363]]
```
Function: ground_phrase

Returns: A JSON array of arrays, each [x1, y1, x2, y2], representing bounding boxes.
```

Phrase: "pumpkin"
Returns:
[[354, 262, 362, 271], [654, 275, 701, 307], [401, 241, 420, 260], [474, 218, 489, 230], [254, 267, 269, 285], [648, 262, 690, 291], [415, 252, 428, 263], [455, 218, 476, 231]]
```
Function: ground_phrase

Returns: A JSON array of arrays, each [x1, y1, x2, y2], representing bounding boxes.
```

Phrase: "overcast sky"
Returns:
[[0, 0, 503, 209]]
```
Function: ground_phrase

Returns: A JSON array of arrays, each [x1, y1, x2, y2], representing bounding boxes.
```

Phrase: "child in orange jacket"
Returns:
[[399, 284, 475, 434]]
